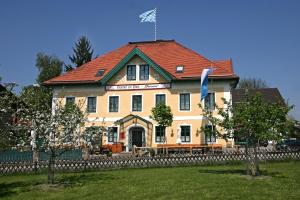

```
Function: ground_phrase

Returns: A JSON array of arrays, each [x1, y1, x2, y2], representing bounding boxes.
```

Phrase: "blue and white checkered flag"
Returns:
[[139, 8, 156, 23]]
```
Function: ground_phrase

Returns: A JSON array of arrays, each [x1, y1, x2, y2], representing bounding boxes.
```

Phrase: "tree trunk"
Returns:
[[246, 145, 260, 176], [48, 150, 55, 184], [254, 143, 260, 176]]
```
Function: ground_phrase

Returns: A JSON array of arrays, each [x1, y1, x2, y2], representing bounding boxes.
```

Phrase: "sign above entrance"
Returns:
[[105, 83, 171, 91]]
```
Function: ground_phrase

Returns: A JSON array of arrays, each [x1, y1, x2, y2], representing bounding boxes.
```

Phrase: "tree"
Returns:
[[150, 103, 173, 146], [0, 85, 28, 150], [200, 93, 294, 176], [17, 91, 87, 184], [68, 36, 94, 69], [36, 53, 63, 85], [237, 77, 268, 89]]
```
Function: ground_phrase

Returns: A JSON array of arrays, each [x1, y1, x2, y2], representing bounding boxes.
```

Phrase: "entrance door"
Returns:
[[131, 127, 144, 147]]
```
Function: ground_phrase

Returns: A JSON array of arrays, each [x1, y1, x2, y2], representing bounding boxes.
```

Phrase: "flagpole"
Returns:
[[155, 8, 157, 41]]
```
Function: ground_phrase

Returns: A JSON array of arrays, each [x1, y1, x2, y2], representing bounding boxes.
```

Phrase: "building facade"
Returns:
[[45, 40, 239, 151]]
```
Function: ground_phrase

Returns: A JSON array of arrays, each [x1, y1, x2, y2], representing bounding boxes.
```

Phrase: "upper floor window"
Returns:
[[132, 95, 142, 112], [181, 125, 191, 142], [205, 93, 215, 110], [108, 127, 118, 143], [155, 94, 166, 106], [127, 65, 136, 81], [180, 93, 190, 111], [109, 96, 119, 112], [204, 125, 216, 144], [66, 97, 75, 105], [139, 64, 149, 80], [155, 126, 165, 143], [87, 97, 96, 113]]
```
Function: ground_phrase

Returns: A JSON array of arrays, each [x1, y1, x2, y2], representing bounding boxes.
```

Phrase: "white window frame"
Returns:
[[179, 124, 192, 144], [65, 96, 75, 105], [126, 64, 137, 81], [131, 94, 143, 112], [107, 126, 119, 144], [154, 93, 167, 107], [153, 125, 167, 144], [201, 91, 216, 111], [86, 96, 97, 113], [108, 94, 120, 113], [178, 92, 191, 112], [139, 64, 150, 81]]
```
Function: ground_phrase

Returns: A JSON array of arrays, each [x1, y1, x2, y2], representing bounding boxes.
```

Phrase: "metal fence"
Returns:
[[0, 150, 299, 174]]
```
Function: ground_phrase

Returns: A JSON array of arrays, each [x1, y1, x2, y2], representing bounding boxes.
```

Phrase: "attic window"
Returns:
[[96, 69, 105, 77], [176, 65, 184, 73]]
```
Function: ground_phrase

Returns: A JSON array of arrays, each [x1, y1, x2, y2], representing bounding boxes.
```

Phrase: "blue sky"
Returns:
[[0, 0, 299, 119]]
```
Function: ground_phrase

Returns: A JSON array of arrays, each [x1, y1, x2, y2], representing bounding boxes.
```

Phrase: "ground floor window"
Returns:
[[204, 125, 216, 143], [155, 126, 165, 143], [181, 125, 190, 142], [108, 127, 118, 143]]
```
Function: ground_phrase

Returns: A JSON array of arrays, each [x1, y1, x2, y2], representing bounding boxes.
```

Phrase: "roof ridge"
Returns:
[[128, 40, 175, 44]]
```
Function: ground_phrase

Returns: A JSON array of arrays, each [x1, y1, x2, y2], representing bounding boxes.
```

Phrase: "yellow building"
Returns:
[[45, 40, 239, 151]]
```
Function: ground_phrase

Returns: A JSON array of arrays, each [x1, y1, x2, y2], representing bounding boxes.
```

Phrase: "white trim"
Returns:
[[153, 92, 167, 107], [153, 125, 168, 144], [65, 96, 75, 104], [201, 91, 216, 111], [126, 64, 138, 82], [87, 115, 205, 122], [106, 126, 119, 144], [86, 96, 98, 113], [178, 92, 191, 112], [178, 124, 192, 144], [131, 94, 143, 112], [107, 94, 120, 113], [139, 64, 150, 81]]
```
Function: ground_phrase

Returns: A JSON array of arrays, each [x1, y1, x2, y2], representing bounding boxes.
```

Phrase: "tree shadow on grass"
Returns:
[[55, 172, 118, 187], [0, 172, 118, 198], [198, 169, 283, 178], [0, 180, 41, 198]]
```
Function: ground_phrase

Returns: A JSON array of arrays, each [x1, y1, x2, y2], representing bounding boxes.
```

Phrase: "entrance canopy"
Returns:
[[114, 114, 153, 148]]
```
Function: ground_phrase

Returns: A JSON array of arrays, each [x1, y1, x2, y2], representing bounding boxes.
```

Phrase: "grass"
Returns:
[[0, 161, 299, 200]]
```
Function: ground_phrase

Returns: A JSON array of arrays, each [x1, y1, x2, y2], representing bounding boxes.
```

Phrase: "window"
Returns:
[[109, 96, 119, 112], [87, 97, 96, 113], [155, 126, 165, 143], [204, 125, 216, 144], [132, 95, 142, 111], [176, 65, 184, 73], [155, 94, 166, 106], [205, 93, 215, 110], [181, 126, 190, 142], [139, 64, 149, 80], [180, 93, 190, 110], [66, 97, 75, 105], [127, 65, 136, 80], [108, 127, 118, 143]]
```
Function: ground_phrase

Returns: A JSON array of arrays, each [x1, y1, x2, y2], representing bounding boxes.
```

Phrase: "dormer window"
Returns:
[[127, 65, 136, 80], [96, 69, 105, 77], [140, 64, 149, 80], [176, 65, 184, 73]]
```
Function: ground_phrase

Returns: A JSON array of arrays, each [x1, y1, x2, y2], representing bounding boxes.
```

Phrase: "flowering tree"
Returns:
[[200, 93, 294, 176], [0, 85, 28, 150]]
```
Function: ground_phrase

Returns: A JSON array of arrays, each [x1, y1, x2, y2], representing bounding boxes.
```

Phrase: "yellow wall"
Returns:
[[52, 56, 233, 149]]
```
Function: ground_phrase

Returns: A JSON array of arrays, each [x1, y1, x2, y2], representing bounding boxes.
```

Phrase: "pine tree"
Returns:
[[69, 36, 94, 68]]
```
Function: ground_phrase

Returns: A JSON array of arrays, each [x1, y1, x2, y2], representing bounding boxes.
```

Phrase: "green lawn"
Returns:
[[1, 161, 299, 200]]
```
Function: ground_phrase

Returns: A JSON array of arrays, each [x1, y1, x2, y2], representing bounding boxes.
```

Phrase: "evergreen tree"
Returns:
[[69, 36, 94, 68]]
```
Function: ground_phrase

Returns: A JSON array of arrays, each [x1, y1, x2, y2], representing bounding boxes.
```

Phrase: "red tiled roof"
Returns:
[[44, 40, 237, 85]]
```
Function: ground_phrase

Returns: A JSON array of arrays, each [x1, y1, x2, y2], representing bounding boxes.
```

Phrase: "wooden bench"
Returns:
[[157, 144, 222, 154]]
